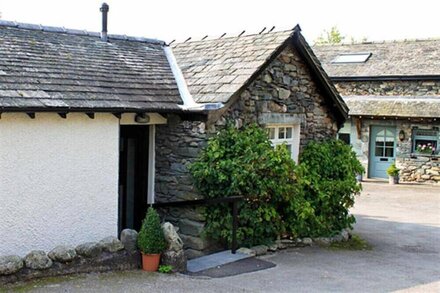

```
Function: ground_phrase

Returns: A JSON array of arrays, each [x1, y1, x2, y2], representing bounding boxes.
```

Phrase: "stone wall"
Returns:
[[335, 80, 440, 96], [218, 45, 339, 148], [397, 157, 440, 183], [155, 118, 217, 259], [155, 44, 340, 258], [0, 231, 140, 285]]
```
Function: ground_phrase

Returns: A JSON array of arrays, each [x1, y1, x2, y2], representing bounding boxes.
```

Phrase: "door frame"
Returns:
[[368, 125, 396, 179], [118, 124, 156, 234]]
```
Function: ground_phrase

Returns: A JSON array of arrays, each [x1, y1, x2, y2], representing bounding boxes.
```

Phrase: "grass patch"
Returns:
[[329, 234, 372, 251]]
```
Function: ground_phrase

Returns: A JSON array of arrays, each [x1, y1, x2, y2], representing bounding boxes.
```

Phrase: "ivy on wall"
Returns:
[[190, 124, 364, 247]]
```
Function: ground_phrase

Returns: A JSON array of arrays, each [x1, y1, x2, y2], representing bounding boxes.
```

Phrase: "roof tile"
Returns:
[[173, 30, 293, 103], [0, 24, 182, 111], [314, 40, 440, 77]]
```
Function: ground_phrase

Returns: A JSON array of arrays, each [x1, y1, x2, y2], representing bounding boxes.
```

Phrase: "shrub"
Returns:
[[386, 163, 400, 176], [285, 139, 364, 237], [190, 124, 364, 247], [137, 207, 167, 254], [189, 124, 296, 247]]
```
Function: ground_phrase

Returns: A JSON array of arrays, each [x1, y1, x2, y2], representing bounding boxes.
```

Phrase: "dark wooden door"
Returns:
[[119, 126, 149, 234]]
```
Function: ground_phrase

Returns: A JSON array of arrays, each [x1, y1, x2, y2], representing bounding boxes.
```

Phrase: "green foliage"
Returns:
[[158, 265, 173, 273], [315, 26, 344, 45], [330, 234, 372, 251], [386, 163, 400, 176], [137, 207, 167, 254], [286, 140, 364, 237], [189, 124, 296, 247], [190, 125, 364, 247]]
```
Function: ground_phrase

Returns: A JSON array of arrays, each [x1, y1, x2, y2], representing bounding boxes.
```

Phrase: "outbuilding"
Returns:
[[315, 40, 440, 183], [0, 20, 348, 258]]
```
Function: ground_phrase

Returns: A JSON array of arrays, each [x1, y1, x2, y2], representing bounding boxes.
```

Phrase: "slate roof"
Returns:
[[314, 39, 440, 78], [173, 30, 293, 103], [344, 96, 440, 118], [173, 27, 348, 124], [0, 21, 182, 113]]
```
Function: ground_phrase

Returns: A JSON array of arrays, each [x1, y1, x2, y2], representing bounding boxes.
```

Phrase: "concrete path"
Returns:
[[5, 182, 440, 292]]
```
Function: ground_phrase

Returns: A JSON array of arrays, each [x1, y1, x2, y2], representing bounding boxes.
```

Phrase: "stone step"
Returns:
[[186, 250, 253, 273]]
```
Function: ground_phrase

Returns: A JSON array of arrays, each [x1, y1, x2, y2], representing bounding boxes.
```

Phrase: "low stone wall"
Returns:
[[335, 80, 440, 96], [0, 230, 140, 285], [238, 230, 351, 256], [397, 156, 440, 183]]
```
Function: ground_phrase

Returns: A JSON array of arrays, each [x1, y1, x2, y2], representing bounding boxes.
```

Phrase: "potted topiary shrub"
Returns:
[[386, 163, 400, 185], [137, 207, 167, 272]]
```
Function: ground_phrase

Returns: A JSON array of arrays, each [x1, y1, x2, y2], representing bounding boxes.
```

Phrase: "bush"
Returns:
[[189, 124, 296, 247], [386, 163, 399, 176], [190, 124, 364, 247], [137, 207, 167, 254], [285, 139, 364, 237]]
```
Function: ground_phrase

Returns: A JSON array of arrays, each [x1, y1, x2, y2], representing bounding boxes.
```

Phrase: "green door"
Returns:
[[369, 126, 396, 179]]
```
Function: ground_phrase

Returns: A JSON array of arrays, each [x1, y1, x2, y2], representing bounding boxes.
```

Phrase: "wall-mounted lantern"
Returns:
[[135, 113, 150, 124], [399, 130, 406, 141]]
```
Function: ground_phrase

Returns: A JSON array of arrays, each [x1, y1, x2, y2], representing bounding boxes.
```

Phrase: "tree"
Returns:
[[315, 26, 344, 45]]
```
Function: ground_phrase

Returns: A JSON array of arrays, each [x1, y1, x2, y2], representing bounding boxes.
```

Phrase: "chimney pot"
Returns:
[[100, 3, 109, 42]]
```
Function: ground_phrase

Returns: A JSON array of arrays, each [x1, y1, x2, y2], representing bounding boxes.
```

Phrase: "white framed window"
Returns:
[[331, 52, 372, 64], [267, 125, 301, 163]]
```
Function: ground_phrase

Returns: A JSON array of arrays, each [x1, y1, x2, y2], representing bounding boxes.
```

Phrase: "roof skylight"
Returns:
[[332, 53, 372, 64]]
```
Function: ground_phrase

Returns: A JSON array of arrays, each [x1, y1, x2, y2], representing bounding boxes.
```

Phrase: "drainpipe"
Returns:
[[164, 46, 224, 111]]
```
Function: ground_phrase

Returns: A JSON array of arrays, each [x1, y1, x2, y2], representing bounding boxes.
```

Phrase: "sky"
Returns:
[[0, 0, 439, 44]]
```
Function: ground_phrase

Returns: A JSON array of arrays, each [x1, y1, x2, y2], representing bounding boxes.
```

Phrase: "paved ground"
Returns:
[[5, 181, 440, 292]]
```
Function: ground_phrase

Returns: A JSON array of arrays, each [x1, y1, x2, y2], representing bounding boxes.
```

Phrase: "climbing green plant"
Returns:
[[284, 139, 364, 237], [190, 125, 364, 247], [189, 124, 296, 247]]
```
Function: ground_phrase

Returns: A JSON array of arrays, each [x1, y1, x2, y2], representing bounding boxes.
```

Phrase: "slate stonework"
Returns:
[[155, 44, 339, 257], [335, 80, 440, 97], [217, 45, 339, 149], [397, 157, 440, 183]]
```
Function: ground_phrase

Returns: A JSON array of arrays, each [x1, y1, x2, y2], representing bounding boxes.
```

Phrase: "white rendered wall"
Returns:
[[0, 113, 119, 256]]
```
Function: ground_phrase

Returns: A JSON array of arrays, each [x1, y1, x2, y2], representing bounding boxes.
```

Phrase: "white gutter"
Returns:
[[164, 46, 224, 111]]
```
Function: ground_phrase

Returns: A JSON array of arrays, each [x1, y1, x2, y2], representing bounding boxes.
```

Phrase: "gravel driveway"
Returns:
[[5, 181, 440, 292]]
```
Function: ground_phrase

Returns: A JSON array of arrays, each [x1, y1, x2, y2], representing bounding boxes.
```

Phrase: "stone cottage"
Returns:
[[315, 40, 440, 183], [0, 16, 347, 258], [155, 26, 348, 258]]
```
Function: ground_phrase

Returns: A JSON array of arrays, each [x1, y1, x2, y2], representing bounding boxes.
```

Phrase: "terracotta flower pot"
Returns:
[[141, 253, 161, 272]]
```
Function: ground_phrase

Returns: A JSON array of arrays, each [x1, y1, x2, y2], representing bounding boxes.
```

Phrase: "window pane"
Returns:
[[414, 139, 437, 153], [286, 127, 292, 139], [279, 127, 285, 139], [375, 147, 384, 157], [375, 141, 384, 147], [286, 144, 292, 154], [338, 133, 350, 144], [385, 130, 394, 138], [385, 141, 394, 147], [385, 147, 394, 157], [332, 53, 372, 63], [385, 136, 394, 142], [268, 128, 275, 140]]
